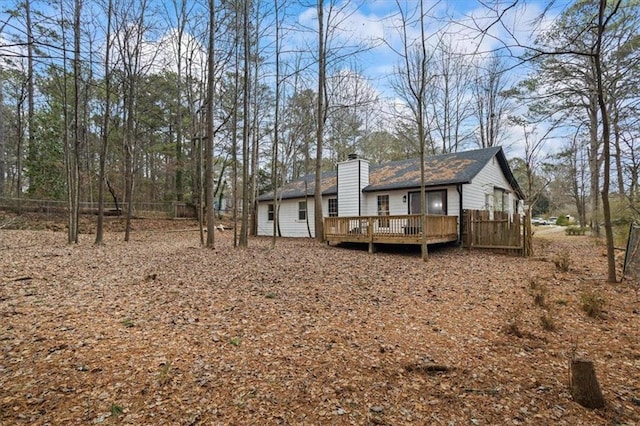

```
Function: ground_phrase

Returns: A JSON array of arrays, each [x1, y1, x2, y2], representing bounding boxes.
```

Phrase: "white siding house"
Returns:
[[256, 146, 524, 239]]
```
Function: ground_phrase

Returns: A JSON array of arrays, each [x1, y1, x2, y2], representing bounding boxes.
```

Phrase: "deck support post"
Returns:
[[368, 242, 376, 254]]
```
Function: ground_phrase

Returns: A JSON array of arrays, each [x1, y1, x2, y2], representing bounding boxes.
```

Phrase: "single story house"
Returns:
[[256, 146, 525, 241]]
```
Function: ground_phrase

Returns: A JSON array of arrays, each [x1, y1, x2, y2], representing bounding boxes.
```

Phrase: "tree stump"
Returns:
[[570, 358, 605, 409]]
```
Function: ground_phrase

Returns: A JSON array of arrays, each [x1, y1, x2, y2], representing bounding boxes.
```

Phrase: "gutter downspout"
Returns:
[[358, 160, 361, 216], [457, 184, 463, 245], [336, 164, 339, 216]]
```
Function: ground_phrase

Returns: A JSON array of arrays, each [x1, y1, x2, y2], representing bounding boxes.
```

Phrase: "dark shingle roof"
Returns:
[[257, 146, 524, 201], [256, 171, 337, 202]]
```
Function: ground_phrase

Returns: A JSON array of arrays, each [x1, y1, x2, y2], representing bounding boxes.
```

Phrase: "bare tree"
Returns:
[[509, 115, 557, 219], [271, 0, 284, 248], [473, 55, 512, 149], [239, 0, 250, 247], [390, 0, 437, 261], [0, 66, 4, 197], [313, 0, 326, 242], [431, 36, 475, 153], [163, 0, 196, 203], [69, 0, 83, 244], [57, 0, 80, 243], [205, 0, 217, 248], [594, 0, 620, 283], [0, 18, 9, 197], [325, 69, 378, 162], [112, 0, 157, 242], [95, 0, 113, 245], [477, 0, 624, 282]]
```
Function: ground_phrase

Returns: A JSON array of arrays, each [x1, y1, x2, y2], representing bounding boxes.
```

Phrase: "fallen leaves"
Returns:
[[0, 222, 639, 425]]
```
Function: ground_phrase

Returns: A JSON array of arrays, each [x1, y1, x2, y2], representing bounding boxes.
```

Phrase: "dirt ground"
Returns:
[[1, 216, 639, 425]]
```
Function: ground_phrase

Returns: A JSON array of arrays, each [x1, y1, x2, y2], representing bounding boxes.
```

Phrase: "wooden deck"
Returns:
[[324, 214, 459, 247]]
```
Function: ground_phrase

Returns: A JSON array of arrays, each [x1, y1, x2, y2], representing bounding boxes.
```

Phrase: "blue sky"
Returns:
[[287, 0, 568, 155], [0, 0, 571, 157]]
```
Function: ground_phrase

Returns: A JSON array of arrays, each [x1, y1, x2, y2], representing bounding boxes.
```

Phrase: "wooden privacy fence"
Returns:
[[0, 197, 182, 218], [623, 222, 640, 280], [462, 209, 531, 256]]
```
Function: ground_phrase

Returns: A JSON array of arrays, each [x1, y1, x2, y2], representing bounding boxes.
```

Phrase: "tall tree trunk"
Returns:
[[418, 0, 428, 261], [232, 14, 240, 248], [240, 0, 250, 247], [196, 136, 204, 245], [173, 0, 187, 203], [250, 11, 260, 237], [611, 98, 625, 197], [594, 0, 619, 283], [271, 0, 281, 249], [26, 0, 36, 193], [95, 0, 113, 245], [314, 0, 325, 242], [124, 83, 135, 242], [0, 64, 5, 196], [587, 94, 600, 236], [70, 0, 82, 244], [205, 0, 216, 248], [61, 0, 75, 243], [16, 91, 23, 211]]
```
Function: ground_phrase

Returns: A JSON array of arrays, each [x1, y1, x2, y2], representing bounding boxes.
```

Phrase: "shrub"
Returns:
[[110, 404, 123, 417], [158, 361, 172, 385], [553, 253, 571, 272], [528, 278, 548, 308], [540, 311, 556, 331], [533, 291, 546, 308], [556, 215, 570, 226], [581, 291, 606, 319], [565, 226, 586, 236], [503, 310, 523, 338], [537, 239, 551, 254]]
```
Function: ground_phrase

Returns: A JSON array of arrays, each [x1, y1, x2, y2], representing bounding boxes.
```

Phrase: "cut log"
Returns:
[[570, 358, 605, 409]]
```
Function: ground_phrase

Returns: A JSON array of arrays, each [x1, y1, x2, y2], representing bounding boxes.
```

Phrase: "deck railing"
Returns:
[[324, 214, 458, 245]]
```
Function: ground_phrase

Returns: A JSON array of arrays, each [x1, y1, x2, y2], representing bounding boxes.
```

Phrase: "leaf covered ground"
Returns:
[[1, 218, 639, 425]]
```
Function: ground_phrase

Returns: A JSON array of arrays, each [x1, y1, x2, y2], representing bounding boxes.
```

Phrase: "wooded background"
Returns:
[[1, 0, 639, 280]]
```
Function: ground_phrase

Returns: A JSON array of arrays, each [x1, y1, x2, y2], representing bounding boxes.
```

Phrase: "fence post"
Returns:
[[422, 214, 427, 240], [468, 210, 473, 250]]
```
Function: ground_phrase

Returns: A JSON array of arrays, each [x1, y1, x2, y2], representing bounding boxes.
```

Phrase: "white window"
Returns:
[[328, 198, 338, 217], [298, 201, 307, 220], [377, 195, 390, 227], [493, 188, 507, 212]]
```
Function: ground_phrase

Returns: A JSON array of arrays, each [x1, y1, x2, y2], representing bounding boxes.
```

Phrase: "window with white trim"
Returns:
[[493, 188, 507, 212], [298, 201, 307, 220], [377, 195, 390, 227], [328, 198, 338, 217]]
